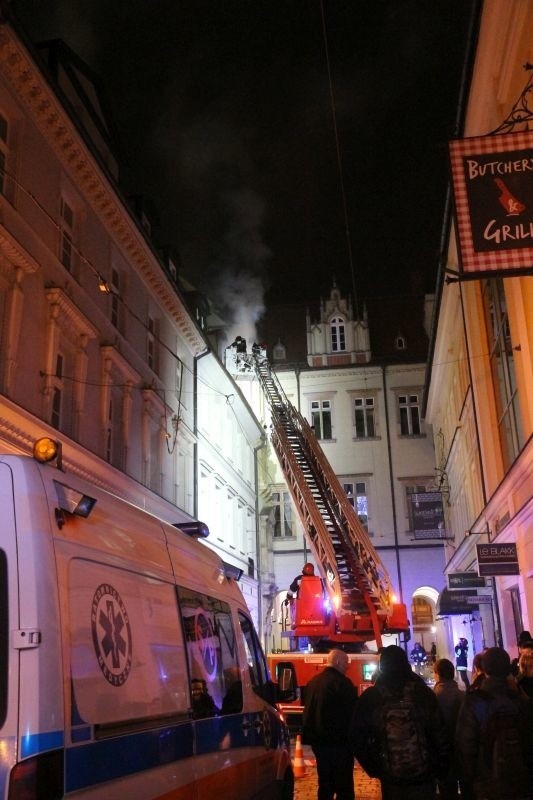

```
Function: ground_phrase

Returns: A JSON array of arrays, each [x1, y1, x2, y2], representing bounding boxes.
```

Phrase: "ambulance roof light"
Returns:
[[33, 437, 62, 467]]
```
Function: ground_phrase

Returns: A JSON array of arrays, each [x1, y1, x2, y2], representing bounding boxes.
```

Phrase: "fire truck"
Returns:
[[226, 341, 410, 728]]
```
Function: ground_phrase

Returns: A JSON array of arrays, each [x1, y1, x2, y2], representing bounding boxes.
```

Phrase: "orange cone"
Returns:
[[293, 733, 307, 778]]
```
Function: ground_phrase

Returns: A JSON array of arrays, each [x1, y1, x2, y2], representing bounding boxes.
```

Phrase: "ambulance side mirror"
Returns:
[[275, 662, 297, 702]]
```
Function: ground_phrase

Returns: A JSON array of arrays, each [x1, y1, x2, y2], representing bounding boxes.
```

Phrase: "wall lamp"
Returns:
[[53, 480, 97, 528]]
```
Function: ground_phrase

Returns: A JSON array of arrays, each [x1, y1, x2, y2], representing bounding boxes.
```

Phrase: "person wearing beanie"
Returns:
[[510, 630, 533, 676], [302, 648, 358, 800], [351, 645, 449, 799], [455, 646, 533, 800]]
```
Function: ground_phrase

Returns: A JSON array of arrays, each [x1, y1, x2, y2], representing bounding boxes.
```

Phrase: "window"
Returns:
[[353, 397, 375, 438], [239, 612, 270, 701], [50, 353, 63, 429], [311, 399, 332, 439], [482, 278, 524, 470], [44, 289, 97, 441], [272, 490, 294, 538], [405, 483, 430, 532], [343, 481, 368, 529], [272, 339, 286, 361], [147, 314, 158, 373], [59, 197, 74, 272], [105, 393, 119, 466], [0, 113, 8, 195], [177, 587, 241, 716], [395, 335, 406, 350], [398, 393, 421, 435], [330, 316, 346, 352], [110, 268, 121, 330]]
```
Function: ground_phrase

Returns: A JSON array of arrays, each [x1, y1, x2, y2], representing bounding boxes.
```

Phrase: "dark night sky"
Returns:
[[12, 0, 477, 326]]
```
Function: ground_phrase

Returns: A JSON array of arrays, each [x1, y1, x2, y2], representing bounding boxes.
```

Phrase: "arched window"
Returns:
[[330, 317, 346, 352], [395, 335, 406, 350]]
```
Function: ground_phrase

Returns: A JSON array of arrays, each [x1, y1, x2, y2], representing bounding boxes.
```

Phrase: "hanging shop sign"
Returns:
[[448, 572, 486, 590], [476, 543, 519, 576], [449, 130, 533, 276], [437, 588, 478, 616], [410, 492, 447, 540]]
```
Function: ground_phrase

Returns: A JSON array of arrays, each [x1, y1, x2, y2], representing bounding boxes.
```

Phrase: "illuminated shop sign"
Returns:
[[449, 130, 533, 275], [410, 491, 446, 540]]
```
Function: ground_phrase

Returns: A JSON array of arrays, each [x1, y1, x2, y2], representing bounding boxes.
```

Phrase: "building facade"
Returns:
[[0, 14, 262, 619], [424, 0, 533, 669]]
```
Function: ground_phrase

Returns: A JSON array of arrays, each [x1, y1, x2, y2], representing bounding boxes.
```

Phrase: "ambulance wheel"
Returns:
[[281, 767, 294, 800]]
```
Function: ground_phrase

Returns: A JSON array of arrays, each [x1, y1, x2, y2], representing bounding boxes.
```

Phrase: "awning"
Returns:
[[436, 587, 478, 616]]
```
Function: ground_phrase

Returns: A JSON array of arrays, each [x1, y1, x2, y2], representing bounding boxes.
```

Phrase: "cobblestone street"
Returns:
[[293, 741, 381, 800]]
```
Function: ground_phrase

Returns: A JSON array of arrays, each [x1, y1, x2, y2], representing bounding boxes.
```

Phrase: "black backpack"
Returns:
[[376, 681, 431, 783], [474, 692, 531, 799]]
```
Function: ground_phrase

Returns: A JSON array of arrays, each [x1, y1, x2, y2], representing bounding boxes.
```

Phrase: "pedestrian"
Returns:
[[410, 642, 428, 675], [302, 648, 358, 800], [430, 642, 437, 664], [455, 646, 533, 800], [517, 648, 533, 699], [469, 651, 486, 691], [351, 644, 449, 800], [455, 637, 470, 688], [510, 630, 533, 677], [190, 677, 219, 718], [433, 658, 464, 799]]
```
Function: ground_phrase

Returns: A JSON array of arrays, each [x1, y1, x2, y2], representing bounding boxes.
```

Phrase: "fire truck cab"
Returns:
[[267, 651, 379, 731]]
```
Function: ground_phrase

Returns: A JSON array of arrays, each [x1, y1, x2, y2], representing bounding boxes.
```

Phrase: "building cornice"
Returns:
[[0, 23, 207, 355]]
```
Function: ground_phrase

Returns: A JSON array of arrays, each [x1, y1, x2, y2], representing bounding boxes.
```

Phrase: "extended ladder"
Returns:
[[254, 354, 407, 645]]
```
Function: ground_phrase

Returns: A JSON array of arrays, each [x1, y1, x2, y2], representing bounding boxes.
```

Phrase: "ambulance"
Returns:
[[0, 440, 294, 799], [267, 651, 379, 732]]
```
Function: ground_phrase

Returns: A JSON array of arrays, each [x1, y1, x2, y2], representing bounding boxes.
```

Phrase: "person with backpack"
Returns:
[[350, 644, 449, 799], [455, 646, 533, 800], [302, 648, 358, 800], [433, 658, 465, 799]]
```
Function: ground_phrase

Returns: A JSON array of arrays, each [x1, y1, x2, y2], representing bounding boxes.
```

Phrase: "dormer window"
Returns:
[[395, 334, 406, 350], [330, 316, 346, 352]]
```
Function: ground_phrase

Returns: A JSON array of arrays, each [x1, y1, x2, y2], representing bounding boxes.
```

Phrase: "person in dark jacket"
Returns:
[[510, 630, 533, 677], [302, 648, 358, 800], [455, 638, 470, 688], [351, 644, 449, 800], [455, 646, 533, 800], [517, 649, 533, 699], [433, 658, 464, 799]]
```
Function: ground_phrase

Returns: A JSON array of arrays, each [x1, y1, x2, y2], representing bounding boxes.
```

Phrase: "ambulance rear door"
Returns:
[[0, 462, 19, 800]]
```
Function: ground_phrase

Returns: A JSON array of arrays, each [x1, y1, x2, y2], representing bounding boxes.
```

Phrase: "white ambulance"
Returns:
[[0, 440, 294, 799]]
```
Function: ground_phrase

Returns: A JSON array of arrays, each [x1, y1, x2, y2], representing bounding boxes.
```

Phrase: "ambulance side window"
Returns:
[[0, 550, 7, 726], [177, 586, 241, 716], [238, 612, 269, 700]]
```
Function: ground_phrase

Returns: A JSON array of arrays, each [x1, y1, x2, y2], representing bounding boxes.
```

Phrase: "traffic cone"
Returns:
[[293, 733, 306, 778]]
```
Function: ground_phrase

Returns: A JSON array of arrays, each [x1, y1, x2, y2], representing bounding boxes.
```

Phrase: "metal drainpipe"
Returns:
[[254, 434, 268, 646], [382, 365, 404, 606]]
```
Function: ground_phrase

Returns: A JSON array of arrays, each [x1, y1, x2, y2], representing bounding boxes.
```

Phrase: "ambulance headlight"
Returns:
[[33, 437, 61, 464]]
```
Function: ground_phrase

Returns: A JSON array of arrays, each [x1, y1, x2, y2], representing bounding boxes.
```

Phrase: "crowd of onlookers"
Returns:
[[301, 631, 533, 800]]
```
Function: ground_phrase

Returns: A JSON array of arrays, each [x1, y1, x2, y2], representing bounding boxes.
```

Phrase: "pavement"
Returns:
[[293, 739, 381, 800]]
